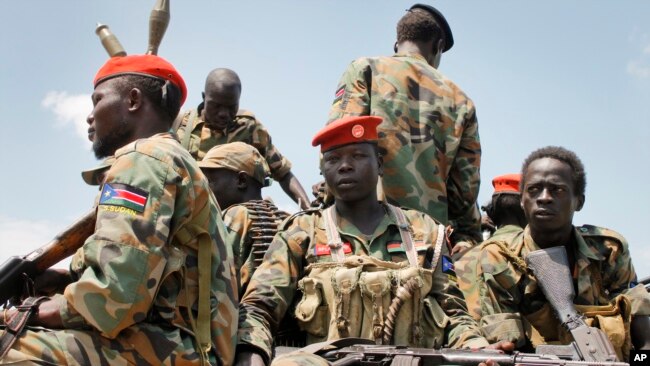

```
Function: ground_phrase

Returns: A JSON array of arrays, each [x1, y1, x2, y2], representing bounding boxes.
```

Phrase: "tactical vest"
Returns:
[[293, 204, 449, 348]]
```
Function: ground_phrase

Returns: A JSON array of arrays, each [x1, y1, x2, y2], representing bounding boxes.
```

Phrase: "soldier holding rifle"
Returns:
[[0, 55, 238, 366], [236, 116, 512, 365], [462, 146, 650, 360]]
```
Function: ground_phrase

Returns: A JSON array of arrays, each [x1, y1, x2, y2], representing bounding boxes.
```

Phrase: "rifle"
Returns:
[[324, 344, 629, 366], [0, 209, 96, 305], [525, 247, 621, 362]]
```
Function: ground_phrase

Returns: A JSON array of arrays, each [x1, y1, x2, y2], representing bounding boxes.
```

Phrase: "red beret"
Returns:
[[312, 116, 382, 152], [492, 173, 521, 195], [94, 55, 187, 105]]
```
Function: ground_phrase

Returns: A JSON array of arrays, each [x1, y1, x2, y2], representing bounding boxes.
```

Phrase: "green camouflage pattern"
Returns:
[[455, 224, 524, 321], [176, 108, 292, 181], [3, 133, 239, 366], [222, 199, 288, 295], [328, 53, 482, 244], [238, 205, 489, 361], [198, 141, 270, 186], [464, 224, 650, 346]]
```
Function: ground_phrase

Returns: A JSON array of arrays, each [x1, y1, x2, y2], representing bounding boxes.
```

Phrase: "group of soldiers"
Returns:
[[0, 3, 648, 366]]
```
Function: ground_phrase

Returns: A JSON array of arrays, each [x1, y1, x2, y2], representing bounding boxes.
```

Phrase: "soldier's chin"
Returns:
[[93, 139, 116, 160], [205, 120, 229, 130]]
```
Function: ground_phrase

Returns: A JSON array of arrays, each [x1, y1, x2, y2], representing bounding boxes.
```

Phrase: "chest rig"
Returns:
[[294, 204, 448, 347]]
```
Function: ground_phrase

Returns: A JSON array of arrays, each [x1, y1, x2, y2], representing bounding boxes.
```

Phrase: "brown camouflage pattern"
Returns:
[[460, 224, 650, 347], [238, 205, 489, 361], [2, 133, 239, 365], [176, 108, 292, 181], [328, 53, 482, 244]]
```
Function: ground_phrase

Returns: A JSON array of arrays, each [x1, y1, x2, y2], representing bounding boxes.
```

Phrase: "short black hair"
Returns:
[[116, 75, 182, 122], [485, 194, 525, 227], [521, 146, 586, 196], [396, 8, 443, 45]]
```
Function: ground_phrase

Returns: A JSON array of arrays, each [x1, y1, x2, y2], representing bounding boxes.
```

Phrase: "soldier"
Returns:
[[0, 55, 238, 365], [327, 4, 482, 254], [236, 116, 511, 365], [456, 174, 526, 320], [469, 146, 650, 358], [480, 174, 527, 240], [197, 142, 289, 295], [176, 68, 310, 209]]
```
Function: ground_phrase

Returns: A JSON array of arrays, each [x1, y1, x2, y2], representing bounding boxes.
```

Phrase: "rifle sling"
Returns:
[[0, 296, 49, 359]]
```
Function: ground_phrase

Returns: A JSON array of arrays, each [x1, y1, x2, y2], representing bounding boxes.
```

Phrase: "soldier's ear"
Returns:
[[575, 194, 585, 212], [128, 88, 143, 112], [236, 171, 248, 190], [201, 92, 205, 101]]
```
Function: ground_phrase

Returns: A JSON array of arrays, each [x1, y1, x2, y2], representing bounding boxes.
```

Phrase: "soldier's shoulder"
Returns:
[[576, 224, 629, 249], [280, 208, 321, 231], [114, 134, 191, 168], [235, 109, 258, 122]]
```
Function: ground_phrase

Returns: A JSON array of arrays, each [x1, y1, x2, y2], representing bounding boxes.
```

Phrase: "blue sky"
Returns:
[[1, 1, 648, 277]]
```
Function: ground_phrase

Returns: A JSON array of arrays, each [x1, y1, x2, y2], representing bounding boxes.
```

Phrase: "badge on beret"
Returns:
[[351, 124, 365, 138], [99, 183, 148, 214]]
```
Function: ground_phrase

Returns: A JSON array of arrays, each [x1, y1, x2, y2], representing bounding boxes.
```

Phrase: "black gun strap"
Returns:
[[0, 296, 49, 359]]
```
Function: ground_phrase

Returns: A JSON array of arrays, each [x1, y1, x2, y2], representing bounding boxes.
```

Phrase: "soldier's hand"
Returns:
[[34, 268, 73, 295], [478, 360, 500, 366], [235, 351, 265, 366]]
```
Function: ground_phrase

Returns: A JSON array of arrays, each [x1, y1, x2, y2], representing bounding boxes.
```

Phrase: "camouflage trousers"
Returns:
[[0, 324, 208, 365]]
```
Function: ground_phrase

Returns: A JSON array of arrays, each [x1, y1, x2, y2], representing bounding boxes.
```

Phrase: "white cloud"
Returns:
[[41, 91, 92, 146], [0, 216, 71, 270], [627, 60, 650, 79], [627, 33, 650, 79]]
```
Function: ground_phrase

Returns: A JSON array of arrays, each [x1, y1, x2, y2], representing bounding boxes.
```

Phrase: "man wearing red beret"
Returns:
[[327, 4, 482, 255], [236, 116, 511, 365], [0, 55, 238, 365]]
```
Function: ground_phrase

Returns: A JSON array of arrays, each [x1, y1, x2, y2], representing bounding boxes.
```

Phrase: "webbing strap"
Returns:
[[429, 224, 445, 273], [388, 205, 419, 268], [322, 206, 347, 263], [181, 109, 199, 152], [0, 296, 49, 359]]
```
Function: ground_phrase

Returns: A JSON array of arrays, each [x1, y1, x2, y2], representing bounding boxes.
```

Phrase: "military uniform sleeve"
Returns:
[[446, 96, 482, 244], [59, 150, 179, 339], [475, 241, 528, 346], [250, 118, 292, 181], [327, 59, 372, 122], [425, 215, 489, 348], [237, 217, 309, 361], [175, 109, 201, 159]]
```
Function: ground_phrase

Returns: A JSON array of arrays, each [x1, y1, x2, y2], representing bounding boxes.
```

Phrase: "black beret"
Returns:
[[409, 3, 454, 52]]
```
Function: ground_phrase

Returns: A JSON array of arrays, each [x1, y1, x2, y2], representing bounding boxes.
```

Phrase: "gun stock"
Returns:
[[0, 208, 96, 304], [526, 247, 620, 362]]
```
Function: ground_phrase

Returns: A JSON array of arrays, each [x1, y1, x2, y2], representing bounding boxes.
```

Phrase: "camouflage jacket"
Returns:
[[176, 108, 292, 181], [54, 133, 239, 365], [466, 225, 650, 346], [327, 53, 482, 244], [222, 199, 289, 296], [238, 205, 488, 361]]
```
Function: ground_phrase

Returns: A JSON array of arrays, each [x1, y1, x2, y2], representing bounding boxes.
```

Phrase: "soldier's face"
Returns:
[[87, 79, 132, 159], [203, 84, 240, 131], [321, 143, 382, 203], [521, 158, 584, 235], [203, 168, 243, 209]]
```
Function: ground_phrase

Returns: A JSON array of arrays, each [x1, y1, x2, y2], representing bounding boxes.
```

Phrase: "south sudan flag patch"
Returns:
[[332, 85, 345, 106], [99, 183, 148, 213], [442, 255, 456, 276]]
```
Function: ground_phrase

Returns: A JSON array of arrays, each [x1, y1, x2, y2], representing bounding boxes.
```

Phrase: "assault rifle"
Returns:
[[0, 209, 96, 305], [324, 345, 629, 366]]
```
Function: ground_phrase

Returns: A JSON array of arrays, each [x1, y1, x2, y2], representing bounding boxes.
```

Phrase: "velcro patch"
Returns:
[[314, 242, 353, 256], [99, 183, 148, 213], [386, 241, 428, 253], [442, 255, 455, 275]]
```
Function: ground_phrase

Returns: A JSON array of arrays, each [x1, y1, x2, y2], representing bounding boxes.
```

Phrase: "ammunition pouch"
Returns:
[[295, 255, 437, 347]]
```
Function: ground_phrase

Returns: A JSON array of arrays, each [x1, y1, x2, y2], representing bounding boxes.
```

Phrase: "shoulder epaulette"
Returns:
[[576, 224, 628, 246]]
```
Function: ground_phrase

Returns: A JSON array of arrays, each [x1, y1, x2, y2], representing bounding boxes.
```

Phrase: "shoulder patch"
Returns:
[[332, 85, 345, 106], [99, 183, 148, 214]]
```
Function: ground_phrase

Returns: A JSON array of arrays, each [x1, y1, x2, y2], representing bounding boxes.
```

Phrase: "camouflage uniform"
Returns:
[[328, 53, 482, 244], [176, 108, 292, 181], [238, 205, 489, 362], [2, 133, 239, 366], [222, 200, 288, 295], [463, 225, 650, 349]]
